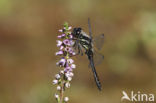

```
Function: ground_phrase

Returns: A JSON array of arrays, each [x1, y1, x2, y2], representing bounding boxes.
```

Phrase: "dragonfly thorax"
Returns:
[[72, 27, 92, 51]]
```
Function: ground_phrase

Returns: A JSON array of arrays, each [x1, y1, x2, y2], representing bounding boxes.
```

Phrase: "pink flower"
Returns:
[[60, 46, 64, 50], [65, 72, 74, 78], [72, 52, 76, 55], [67, 59, 74, 64], [69, 48, 74, 54], [61, 33, 66, 37], [69, 34, 73, 39], [56, 58, 66, 67], [65, 66, 72, 72], [69, 72, 74, 77], [56, 40, 62, 47], [65, 47, 72, 52], [55, 51, 63, 55], [57, 34, 66, 38], [68, 26, 72, 30], [53, 80, 58, 84], [55, 74, 61, 79], [63, 39, 71, 46], [71, 64, 76, 69], [57, 35, 62, 38], [58, 29, 63, 32], [64, 26, 72, 30], [54, 23, 76, 103]]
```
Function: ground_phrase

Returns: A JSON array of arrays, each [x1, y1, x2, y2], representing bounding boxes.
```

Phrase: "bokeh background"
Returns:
[[0, 0, 156, 103]]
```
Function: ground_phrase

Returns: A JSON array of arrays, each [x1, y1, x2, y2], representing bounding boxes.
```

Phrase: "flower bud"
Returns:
[[53, 80, 58, 85], [58, 29, 63, 32], [60, 46, 64, 50], [55, 74, 61, 79], [60, 70, 64, 74], [65, 82, 70, 88], [57, 86, 61, 90], [67, 77, 72, 81], [68, 26, 72, 30], [72, 52, 76, 55], [55, 94, 59, 99], [64, 97, 69, 102]]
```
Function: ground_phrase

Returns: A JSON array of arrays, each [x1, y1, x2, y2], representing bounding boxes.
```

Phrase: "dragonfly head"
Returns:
[[72, 28, 82, 38]]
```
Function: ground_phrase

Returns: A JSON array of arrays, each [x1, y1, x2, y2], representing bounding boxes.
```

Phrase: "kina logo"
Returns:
[[121, 91, 154, 102]]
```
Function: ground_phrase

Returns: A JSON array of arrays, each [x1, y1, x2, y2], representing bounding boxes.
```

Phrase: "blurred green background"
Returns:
[[0, 0, 156, 103]]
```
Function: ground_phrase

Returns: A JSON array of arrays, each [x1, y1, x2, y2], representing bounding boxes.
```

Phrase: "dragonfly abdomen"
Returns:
[[87, 50, 102, 91]]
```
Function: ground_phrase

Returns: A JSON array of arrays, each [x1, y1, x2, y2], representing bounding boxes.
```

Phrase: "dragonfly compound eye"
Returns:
[[72, 28, 82, 37]]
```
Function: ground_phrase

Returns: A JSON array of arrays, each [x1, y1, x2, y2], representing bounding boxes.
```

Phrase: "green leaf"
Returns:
[[64, 22, 69, 30]]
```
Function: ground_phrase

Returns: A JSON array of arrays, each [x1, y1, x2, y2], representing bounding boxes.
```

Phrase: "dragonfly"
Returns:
[[71, 18, 104, 91]]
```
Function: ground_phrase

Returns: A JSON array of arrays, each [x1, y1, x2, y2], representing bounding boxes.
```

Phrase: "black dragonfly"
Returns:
[[71, 18, 104, 91]]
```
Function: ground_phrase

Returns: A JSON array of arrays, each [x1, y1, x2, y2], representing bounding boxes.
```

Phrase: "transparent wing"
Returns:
[[88, 18, 92, 40], [93, 34, 104, 50], [93, 50, 104, 66]]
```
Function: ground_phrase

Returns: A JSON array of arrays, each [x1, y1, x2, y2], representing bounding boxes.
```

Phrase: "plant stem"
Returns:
[[59, 78, 63, 103]]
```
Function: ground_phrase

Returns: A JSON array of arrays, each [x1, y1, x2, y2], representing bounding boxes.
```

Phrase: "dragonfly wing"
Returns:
[[93, 34, 104, 50], [93, 50, 104, 66], [88, 18, 93, 40]]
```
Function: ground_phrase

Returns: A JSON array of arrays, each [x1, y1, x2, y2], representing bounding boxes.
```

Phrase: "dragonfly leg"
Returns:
[[73, 40, 81, 55], [73, 40, 78, 50], [77, 44, 80, 55], [78, 44, 83, 56]]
